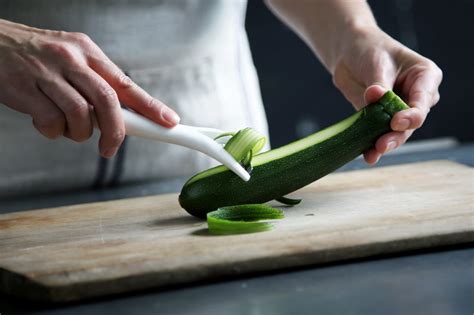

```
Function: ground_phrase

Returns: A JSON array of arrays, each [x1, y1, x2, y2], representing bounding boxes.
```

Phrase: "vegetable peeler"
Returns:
[[96, 109, 251, 181]]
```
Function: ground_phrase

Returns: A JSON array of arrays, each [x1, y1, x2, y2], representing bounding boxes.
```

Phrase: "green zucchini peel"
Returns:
[[275, 196, 302, 205], [207, 204, 284, 235], [218, 127, 266, 169]]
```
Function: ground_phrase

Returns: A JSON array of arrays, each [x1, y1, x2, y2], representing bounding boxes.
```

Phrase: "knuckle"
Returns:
[[71, 128, 93, 143], [432, 93, 441, 106], [50, 30, 68, 40], [97, 85, 118, 103], [433, 64, 443, 81], [36, 76, 57, 88], [149, 97, 160, 110], [33, 112, 65, 138], [41, 111, 65, 127], [145, 97, 162, 112], [425, 60, 439, 71], [43, 42, 76, 62], [65, 96, 88, 116], [422, 60, 443, 79], [116, 72, 134, 89], [70, 32, 92, 45], [437, 67, 443, 80], [107, 129, 125, 145]]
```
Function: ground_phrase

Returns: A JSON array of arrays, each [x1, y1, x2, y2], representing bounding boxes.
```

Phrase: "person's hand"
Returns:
[[0, 19, 180, 158], [332, 26, 443, 164]]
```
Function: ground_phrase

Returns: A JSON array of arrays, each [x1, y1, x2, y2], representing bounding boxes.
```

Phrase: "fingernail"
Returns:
[[397, 118, 410, 130], [163, 108, 180, 125], [385, 141, 397, 153]]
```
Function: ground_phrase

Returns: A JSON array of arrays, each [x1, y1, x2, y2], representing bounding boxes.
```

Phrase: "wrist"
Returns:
[[307, 20, 380, 75], [300, 2, 379, 74], [330, 22, 380, 73], [341, 19, 380, 47]]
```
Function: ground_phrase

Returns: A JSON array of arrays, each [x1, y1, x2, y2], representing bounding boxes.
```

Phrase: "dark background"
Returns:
[[246, 0, 474, 147]]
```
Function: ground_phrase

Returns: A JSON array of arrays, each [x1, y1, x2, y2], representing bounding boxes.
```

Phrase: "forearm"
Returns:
[[264, 0, 377, 74]]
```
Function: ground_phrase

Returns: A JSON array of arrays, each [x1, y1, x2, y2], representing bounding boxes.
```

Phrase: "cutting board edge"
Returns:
[[0, 266, 53, 302], [0, 192, 181, 219], [2, 229, 472, 303]]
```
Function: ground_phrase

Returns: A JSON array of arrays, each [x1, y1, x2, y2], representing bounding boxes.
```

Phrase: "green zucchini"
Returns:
[[179, 91, 409, 218]]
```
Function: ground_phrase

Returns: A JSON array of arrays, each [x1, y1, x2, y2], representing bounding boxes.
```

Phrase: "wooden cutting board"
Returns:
[[0, 160, 473, 302]]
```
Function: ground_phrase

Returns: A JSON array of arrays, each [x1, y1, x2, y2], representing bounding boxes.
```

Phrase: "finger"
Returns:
[[363, 148, 382, 165], [408, 64, 443, 111], [364, 84, 388, 105], [67, 69, 124, 158], [363, 130, 414, 165], [29, 92, 67, 139], [394, 63, 442, 131], [89, 57, 180, 127], [391, 107, 426, 131], [374, 130, 414, 154], [0, 80, 67, 138], [37, 77, 92, 142]]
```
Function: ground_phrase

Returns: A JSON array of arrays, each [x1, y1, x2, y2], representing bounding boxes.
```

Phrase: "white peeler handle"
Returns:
[[94, 109, 250, 181]]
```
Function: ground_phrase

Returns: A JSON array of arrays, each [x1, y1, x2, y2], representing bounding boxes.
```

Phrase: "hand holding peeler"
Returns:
[[94, 109, 251, 181]]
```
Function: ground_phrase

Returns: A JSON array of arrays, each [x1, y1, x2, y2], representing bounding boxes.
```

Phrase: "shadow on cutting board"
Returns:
[[144, 215, 203, 228]]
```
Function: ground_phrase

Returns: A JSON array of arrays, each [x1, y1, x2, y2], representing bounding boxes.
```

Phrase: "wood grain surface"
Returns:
[[0, 160, 473, 302]]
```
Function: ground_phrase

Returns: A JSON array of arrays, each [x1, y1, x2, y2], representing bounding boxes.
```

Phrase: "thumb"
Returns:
[[363, 84, 388, 106]]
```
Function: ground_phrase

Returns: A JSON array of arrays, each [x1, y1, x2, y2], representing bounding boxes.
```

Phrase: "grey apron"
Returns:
[[0, 0, 269, 197]]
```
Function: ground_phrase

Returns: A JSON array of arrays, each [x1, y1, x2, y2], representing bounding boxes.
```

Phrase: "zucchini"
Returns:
[[179, 91, 409, 218]]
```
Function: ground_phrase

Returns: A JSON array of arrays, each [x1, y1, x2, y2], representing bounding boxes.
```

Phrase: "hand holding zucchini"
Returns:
[[180, 91, 409, 219]]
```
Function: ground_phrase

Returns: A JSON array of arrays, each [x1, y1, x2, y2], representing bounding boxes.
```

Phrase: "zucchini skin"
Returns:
[[179, 91, 408, 218]]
